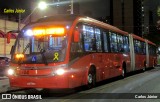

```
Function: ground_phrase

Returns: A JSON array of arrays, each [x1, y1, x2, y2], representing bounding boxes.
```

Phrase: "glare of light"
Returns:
[[15, 54, 24, 59], [33, 28, 65, 36], [123, 54, 128, 57], [46, 28, 65, 35], [72, 75, 74, 78], [66, 25, 69, 29], [33, 29, 45, 36], [8, 69, 14, 75], [119, 68, 122, 71], [25, 29, 33, 36], [38, 1, 47, 10], [56, 69, 65, 75]]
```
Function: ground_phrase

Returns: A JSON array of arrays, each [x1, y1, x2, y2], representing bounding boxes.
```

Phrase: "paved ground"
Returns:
[[0, 67, 160, 102]]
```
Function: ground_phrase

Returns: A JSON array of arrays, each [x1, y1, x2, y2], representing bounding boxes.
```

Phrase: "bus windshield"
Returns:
[[12, 31, 67, 64]]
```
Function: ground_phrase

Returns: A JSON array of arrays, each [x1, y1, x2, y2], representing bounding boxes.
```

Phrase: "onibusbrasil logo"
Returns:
[[1, 94, 42, 99]]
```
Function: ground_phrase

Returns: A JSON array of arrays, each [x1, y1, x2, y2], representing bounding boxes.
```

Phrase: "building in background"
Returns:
[[0, 16, 25, 58], [111, 0, 160, 40], [111, 0, 146, 37]]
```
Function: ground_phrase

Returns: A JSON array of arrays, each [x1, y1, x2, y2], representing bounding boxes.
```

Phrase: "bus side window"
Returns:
[[71, 26, 83, 53], [123, 36, 129, 53], [70, 25, 83, 61], [141, 42, 146, 54], [95, 28, 102, 52], [134, 40, 138, 53], [82, 25, 96, 52], [117, 34, 124, 52], [109, 32, 118, 52], [103, 31, 108, 52]]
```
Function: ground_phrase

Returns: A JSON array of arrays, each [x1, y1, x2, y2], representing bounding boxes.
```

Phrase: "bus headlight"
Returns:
[[55, 69, 65, 75], [7, 69, 15, 75]]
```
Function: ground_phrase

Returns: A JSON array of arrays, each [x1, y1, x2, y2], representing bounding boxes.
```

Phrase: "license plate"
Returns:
[[21, 70, 29, 75]]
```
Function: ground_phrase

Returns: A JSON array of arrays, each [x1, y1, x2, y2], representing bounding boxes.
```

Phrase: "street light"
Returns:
[[22, 1, 48, 24], [70, 0, 73, 14], [38, 1, 47, 10]]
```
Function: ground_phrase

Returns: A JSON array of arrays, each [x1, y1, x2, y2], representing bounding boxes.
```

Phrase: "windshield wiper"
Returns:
[[18, 43, 30, 65], [38, 44, 48, 65]]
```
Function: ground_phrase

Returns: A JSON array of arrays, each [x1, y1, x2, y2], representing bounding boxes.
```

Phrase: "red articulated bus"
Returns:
[[7, 15, 157, 90]]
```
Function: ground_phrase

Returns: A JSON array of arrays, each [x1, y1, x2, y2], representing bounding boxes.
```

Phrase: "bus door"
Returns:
[[145, 40, 149, 67], [129, 34, 135, 71]]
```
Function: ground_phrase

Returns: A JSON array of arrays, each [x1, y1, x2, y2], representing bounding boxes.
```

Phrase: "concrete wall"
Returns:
[[0, 19, 25, 33], [0, 38, 15, 58], [0, 19, 25, 58]]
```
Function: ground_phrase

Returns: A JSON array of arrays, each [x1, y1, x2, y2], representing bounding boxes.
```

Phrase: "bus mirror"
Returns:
[[7, 33, 11, 44], [74, 30, 80, 42]]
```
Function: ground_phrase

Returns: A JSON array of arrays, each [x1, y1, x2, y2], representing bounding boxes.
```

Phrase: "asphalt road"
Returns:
[[1, 67, 160, 102]]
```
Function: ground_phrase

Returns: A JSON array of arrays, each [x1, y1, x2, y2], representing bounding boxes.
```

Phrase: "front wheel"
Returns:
[[87, 69, 96, 89]]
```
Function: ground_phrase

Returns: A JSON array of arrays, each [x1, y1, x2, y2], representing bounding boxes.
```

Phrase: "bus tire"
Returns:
[[143, 61, 146, 72], [122, 62, 126, 78], [153, 60, 156, 68], [86, 67, 96, 89]]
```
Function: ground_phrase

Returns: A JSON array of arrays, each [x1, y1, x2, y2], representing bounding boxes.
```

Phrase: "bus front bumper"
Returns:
[[8, 75, 69, 89]]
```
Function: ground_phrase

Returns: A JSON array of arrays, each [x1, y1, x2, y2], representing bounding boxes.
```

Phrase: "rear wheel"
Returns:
[[122, 63, 126, 78], [153, 60, 156, 68], [143, 62, 146, 72]]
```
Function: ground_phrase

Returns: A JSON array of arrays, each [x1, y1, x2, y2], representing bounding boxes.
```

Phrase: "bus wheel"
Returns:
[[143, 62, 146, 72], [122, 63, 126, 78], [153, 60, 156, 68], [87, 68, 96, 89]]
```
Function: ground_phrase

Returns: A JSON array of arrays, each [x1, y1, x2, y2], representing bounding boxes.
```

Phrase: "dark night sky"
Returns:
[[0, 0, 32, 19], [0, 0, 159, 23], [0, 0, 110, 19]]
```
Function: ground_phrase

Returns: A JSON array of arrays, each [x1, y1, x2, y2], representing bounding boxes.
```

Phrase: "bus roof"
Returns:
[[36, 14, 79, 23], [24, 15, 128, 36], [132, 34, 156, 46], [75, 16, 129, 36], [33, 15, 128, 35], [25, 15, 155, 46], [132, 34, 145, 42]]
